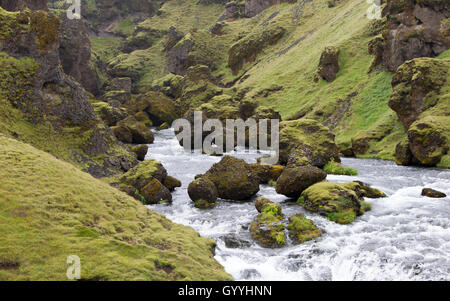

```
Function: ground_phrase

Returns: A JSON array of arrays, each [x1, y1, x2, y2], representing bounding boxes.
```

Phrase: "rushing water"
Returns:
[[147, 129, 450, 281]]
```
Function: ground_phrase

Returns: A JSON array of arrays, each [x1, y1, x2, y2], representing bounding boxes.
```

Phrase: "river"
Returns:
[[147, 128, 450, 281]]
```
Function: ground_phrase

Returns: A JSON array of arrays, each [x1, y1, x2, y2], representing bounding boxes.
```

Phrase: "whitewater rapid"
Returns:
[[147, 129, 450, 281]]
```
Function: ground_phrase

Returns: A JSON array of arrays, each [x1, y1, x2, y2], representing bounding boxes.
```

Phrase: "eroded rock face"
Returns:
[[0, 0, 48, 11], [389, 58, 448, 130], [317, 46, 340, 82], [279, 119, 340, 168], [244, 0, 296, 18], [408, 116, 449, 166], [382, 0, 450, 72], [389, 57, 449, 167], [203, 156, 260, 200], [57, 13, 100, 95], [0, 7, 137, 176], [276, 166, 327, 198], [228, 25, 286, 74]]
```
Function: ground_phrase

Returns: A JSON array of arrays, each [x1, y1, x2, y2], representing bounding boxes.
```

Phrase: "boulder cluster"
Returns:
[[118, 159, 181, 204]]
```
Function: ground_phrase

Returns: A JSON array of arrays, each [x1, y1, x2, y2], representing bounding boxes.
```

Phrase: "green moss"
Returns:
[[0, 136, 231, 280], [30, 10, 61, 53], [287, 213, 321, 243], [323, 159, 358, 175], [299, 181, 366, 224], [326, 209, 356, 225]]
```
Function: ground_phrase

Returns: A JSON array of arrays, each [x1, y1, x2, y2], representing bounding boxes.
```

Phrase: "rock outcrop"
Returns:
[[244, 0, 296, 18], [317, 46, 340, 82], [228, 25, 286, 74], [279, 119, 340, 168], [389, 58, 449, 167], [0, 7, 136, 177], [119, 159, 180, 204], [57, 11, 100, 95], [0, 0, 48, 11], [382, 0, 450, 72]]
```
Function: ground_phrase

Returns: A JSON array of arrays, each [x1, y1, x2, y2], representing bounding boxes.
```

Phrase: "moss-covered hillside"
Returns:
[[0, 135, 231, 280], [73, 0, 448, 165]]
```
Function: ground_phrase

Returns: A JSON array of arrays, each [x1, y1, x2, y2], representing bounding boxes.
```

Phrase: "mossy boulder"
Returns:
[[394, 137, 414, 166], [141, 178, 172, 204], [120, 159, 167, 191], [111, 124, 132, 144], [116, 116, 155, 144], [203, 156, 260, 200], [389, 58, 449, 130], [317, 46, 340, 82], [93, 101, 127, 126], [287, 213, 321, 244], [188, 177, 218, 203], [151, 73, 184, 99], [255, 196, 281, 213], [129, 144, 148, 161], [249, 163, 284, 184], [299, 181, 370, 224], [134, 111, 153, 127], [279, 119, 340, 168], [163, 176, 182, 192], [127, 91, 178, 126], [341, 181, 386, 199], [407, 116, 449, 166], [276, 166, 327, 198], [421, 188, 446, 198], [250, 200, 285, 248]]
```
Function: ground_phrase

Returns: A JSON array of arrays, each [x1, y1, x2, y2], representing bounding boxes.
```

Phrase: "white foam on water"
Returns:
[[147, 129, 450, 281]]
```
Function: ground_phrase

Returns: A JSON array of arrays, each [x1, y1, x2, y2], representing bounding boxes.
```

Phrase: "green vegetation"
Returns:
[[287, 213, 321, 243], [323, 159, 358, 176], [0, 136, 231, 280], [299, 181, 369, 224]]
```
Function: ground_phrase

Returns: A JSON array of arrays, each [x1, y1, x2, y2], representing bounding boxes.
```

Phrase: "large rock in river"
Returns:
[[276, 166, 327, 198], [203, 156, 260, 200], [299, 181, 373, 224], [250, 198, 285, 248], [279, 119, 340, 168]]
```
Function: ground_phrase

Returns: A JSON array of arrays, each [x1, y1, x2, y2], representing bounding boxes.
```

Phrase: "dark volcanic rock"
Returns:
[[188, 177, 218, 203], [276, 166, 327, 198], [0, 0, 48, 11], [382, 0, 450, 72], [204, 156, 260, 200], [317, 46, 340, 82], [421, 188, 446, 198]]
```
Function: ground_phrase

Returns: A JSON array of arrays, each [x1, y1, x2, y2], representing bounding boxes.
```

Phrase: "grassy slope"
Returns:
[[0, 136, 231, 280], [119, 0, 403, 160], [222, 1, 403, 159]]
